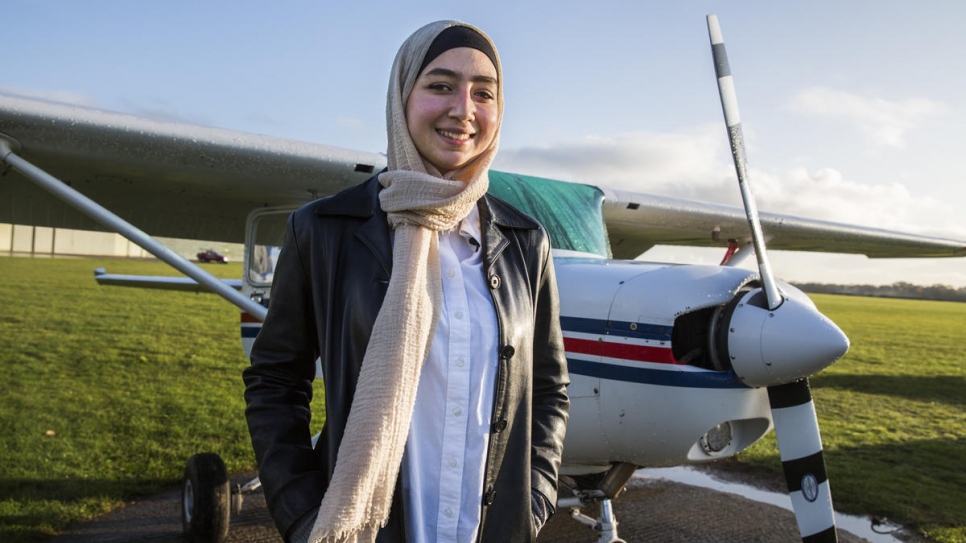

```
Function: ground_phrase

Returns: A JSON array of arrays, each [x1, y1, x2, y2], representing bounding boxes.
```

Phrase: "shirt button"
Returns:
[[454, 311, 464, 320], [449, 459, 458, 468], [455, 356, 465, 367], [447, 268, 455, 278], [453, 407, 462, 416], [444, 507, 453, 518]]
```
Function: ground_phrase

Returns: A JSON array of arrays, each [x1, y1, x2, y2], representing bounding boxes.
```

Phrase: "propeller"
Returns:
[[707, 15, 846, 542]]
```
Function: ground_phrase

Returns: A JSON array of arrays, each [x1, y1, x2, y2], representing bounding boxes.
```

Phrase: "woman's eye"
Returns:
[[476, 90, 495, 101], [428, 83, 451, 92]]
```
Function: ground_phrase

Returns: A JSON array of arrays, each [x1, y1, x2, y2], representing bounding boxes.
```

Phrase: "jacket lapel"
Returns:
[[483, 212, 509, 271], [356, 214, 392, 277], [315, 175, 392, 276]]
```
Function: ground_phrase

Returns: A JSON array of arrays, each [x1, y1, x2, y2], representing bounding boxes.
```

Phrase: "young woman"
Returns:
[[244, 21, 570, 543]]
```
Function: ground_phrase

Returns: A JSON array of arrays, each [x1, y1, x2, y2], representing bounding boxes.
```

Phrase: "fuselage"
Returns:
[[240, 248, 776, 472]]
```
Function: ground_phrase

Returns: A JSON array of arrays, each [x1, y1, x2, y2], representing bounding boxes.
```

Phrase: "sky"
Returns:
[[5, 1, 966, 287]]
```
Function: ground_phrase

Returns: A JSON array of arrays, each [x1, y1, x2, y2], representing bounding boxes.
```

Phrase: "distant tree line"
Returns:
[[793, 282, 966, 303]]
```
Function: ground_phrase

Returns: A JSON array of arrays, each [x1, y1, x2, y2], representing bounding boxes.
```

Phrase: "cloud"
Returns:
[[495, 124, 740, 202], [787, 87, 944, 148], [495, 127, 963, 240], [749, 167, 963, 239]]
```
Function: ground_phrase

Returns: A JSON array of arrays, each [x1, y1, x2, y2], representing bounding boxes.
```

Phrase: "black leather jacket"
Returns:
[[243, 176, 570, 542]]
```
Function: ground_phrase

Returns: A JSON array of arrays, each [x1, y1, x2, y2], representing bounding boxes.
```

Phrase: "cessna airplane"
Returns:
[[1, 16, 963, 543]]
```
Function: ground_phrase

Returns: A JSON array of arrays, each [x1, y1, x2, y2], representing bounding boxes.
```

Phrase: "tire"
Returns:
[[182, 452, 230, 543]]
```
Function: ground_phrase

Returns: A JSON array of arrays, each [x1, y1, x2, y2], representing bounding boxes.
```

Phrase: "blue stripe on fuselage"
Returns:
[[567, 358, 747, 389], [559, 316, 672, 342], [241, 326, 260, 339]]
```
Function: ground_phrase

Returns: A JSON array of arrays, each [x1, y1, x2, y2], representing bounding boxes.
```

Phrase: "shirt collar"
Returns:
[[458, 204, 483, 250]]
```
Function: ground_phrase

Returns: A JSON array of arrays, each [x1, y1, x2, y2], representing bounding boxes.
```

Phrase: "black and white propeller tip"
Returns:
[[769, 380, 838, 543]]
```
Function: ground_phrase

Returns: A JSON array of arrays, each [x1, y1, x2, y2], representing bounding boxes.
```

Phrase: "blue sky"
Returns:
[[5, 1, 966, 286]]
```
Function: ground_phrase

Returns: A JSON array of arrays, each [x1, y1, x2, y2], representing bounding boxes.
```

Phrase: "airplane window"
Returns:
[[248, 212, 288, 286]]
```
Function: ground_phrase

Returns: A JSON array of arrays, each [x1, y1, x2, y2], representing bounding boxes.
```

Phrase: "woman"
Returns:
[[243, 20, 570, 543]]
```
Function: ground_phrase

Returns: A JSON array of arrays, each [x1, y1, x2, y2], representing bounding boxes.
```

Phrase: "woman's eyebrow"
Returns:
[[423, 67, 497, 85]]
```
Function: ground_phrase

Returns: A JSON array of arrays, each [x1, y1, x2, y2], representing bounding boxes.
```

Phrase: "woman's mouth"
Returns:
[[437, 129, 473, 142]]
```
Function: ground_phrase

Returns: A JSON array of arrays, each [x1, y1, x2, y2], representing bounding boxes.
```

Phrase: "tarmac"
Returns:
[[50, 468, 916, 543]]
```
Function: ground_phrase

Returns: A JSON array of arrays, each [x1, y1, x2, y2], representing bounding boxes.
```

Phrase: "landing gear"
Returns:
[[557, 462, 637, 543], [566, 498, 626, 543], [182, 453, 230, 543]]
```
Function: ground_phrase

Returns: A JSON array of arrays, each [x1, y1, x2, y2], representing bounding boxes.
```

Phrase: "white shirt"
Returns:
[[402, 205, 499, 543]]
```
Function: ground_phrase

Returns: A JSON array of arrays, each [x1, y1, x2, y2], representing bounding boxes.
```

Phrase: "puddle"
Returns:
[[636, 467, 908, 543]]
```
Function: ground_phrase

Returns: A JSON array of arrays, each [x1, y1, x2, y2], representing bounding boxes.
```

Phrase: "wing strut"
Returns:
[[0, 135, 267, 321]]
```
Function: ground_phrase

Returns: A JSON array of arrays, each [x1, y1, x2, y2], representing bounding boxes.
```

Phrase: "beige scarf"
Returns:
[[309, 20, 503, 543]]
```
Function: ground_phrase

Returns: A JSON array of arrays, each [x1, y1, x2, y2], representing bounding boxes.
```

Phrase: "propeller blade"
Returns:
[[707, 14, 782, 310], [768, 379, 838, 542], [707, 15, 841, 542]]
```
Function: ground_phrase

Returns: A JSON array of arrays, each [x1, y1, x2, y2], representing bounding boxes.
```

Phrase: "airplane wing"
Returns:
[[602, 188, 966, 259], [0, 93, 384, 243], [3, 92, 964, 259]]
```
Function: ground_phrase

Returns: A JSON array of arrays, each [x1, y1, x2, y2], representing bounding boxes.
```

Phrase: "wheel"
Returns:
[[182, 453, 230, 543]]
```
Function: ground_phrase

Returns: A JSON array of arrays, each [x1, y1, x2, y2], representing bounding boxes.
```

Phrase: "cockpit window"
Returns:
[[248, 212, 288, 286]]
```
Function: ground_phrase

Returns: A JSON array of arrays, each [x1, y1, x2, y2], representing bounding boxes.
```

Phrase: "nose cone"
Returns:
[[728, 289, 850, 388], [760, 297, 850, 383]]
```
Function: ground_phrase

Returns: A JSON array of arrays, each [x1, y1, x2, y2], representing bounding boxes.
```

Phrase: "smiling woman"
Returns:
[[243, 20, 569, 543]]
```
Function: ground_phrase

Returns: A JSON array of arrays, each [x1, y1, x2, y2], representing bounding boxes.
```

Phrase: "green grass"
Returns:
[[1, 258, 964, 542], [0, 257, 260, 542], [735, 294, 966, 543]]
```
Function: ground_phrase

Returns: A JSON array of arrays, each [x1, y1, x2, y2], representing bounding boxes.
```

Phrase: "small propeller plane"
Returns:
[[1, 15, 963, 543]]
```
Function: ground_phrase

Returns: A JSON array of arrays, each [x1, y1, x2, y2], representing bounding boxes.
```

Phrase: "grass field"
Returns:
[[0, 257, 259, 542], [0, 256, 964, 542]]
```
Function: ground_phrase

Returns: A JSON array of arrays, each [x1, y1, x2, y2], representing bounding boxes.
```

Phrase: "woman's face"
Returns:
[[405, 47, 499, 177]]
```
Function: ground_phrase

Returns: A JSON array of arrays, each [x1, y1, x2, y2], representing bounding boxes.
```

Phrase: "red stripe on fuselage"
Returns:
[[564, 337, 680, 365], [241, 312, 261, 323]]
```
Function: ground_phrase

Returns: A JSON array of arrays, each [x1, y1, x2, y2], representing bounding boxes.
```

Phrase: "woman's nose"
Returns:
[[449, 89, 475, 121]]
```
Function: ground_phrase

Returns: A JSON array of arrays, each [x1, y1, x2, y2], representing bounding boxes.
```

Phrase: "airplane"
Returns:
[[1, 15, 963, 543]]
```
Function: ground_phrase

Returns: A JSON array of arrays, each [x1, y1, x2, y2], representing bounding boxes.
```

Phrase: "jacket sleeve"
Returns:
[[243, 211, 327, 537], [528, 233, 570, 509]]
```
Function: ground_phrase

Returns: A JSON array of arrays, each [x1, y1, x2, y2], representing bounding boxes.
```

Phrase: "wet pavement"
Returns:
[[50, 469, 909, 543]]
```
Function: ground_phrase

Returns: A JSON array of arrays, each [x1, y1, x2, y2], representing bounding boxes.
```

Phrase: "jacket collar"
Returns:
[[312, 174, 542, 273]]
